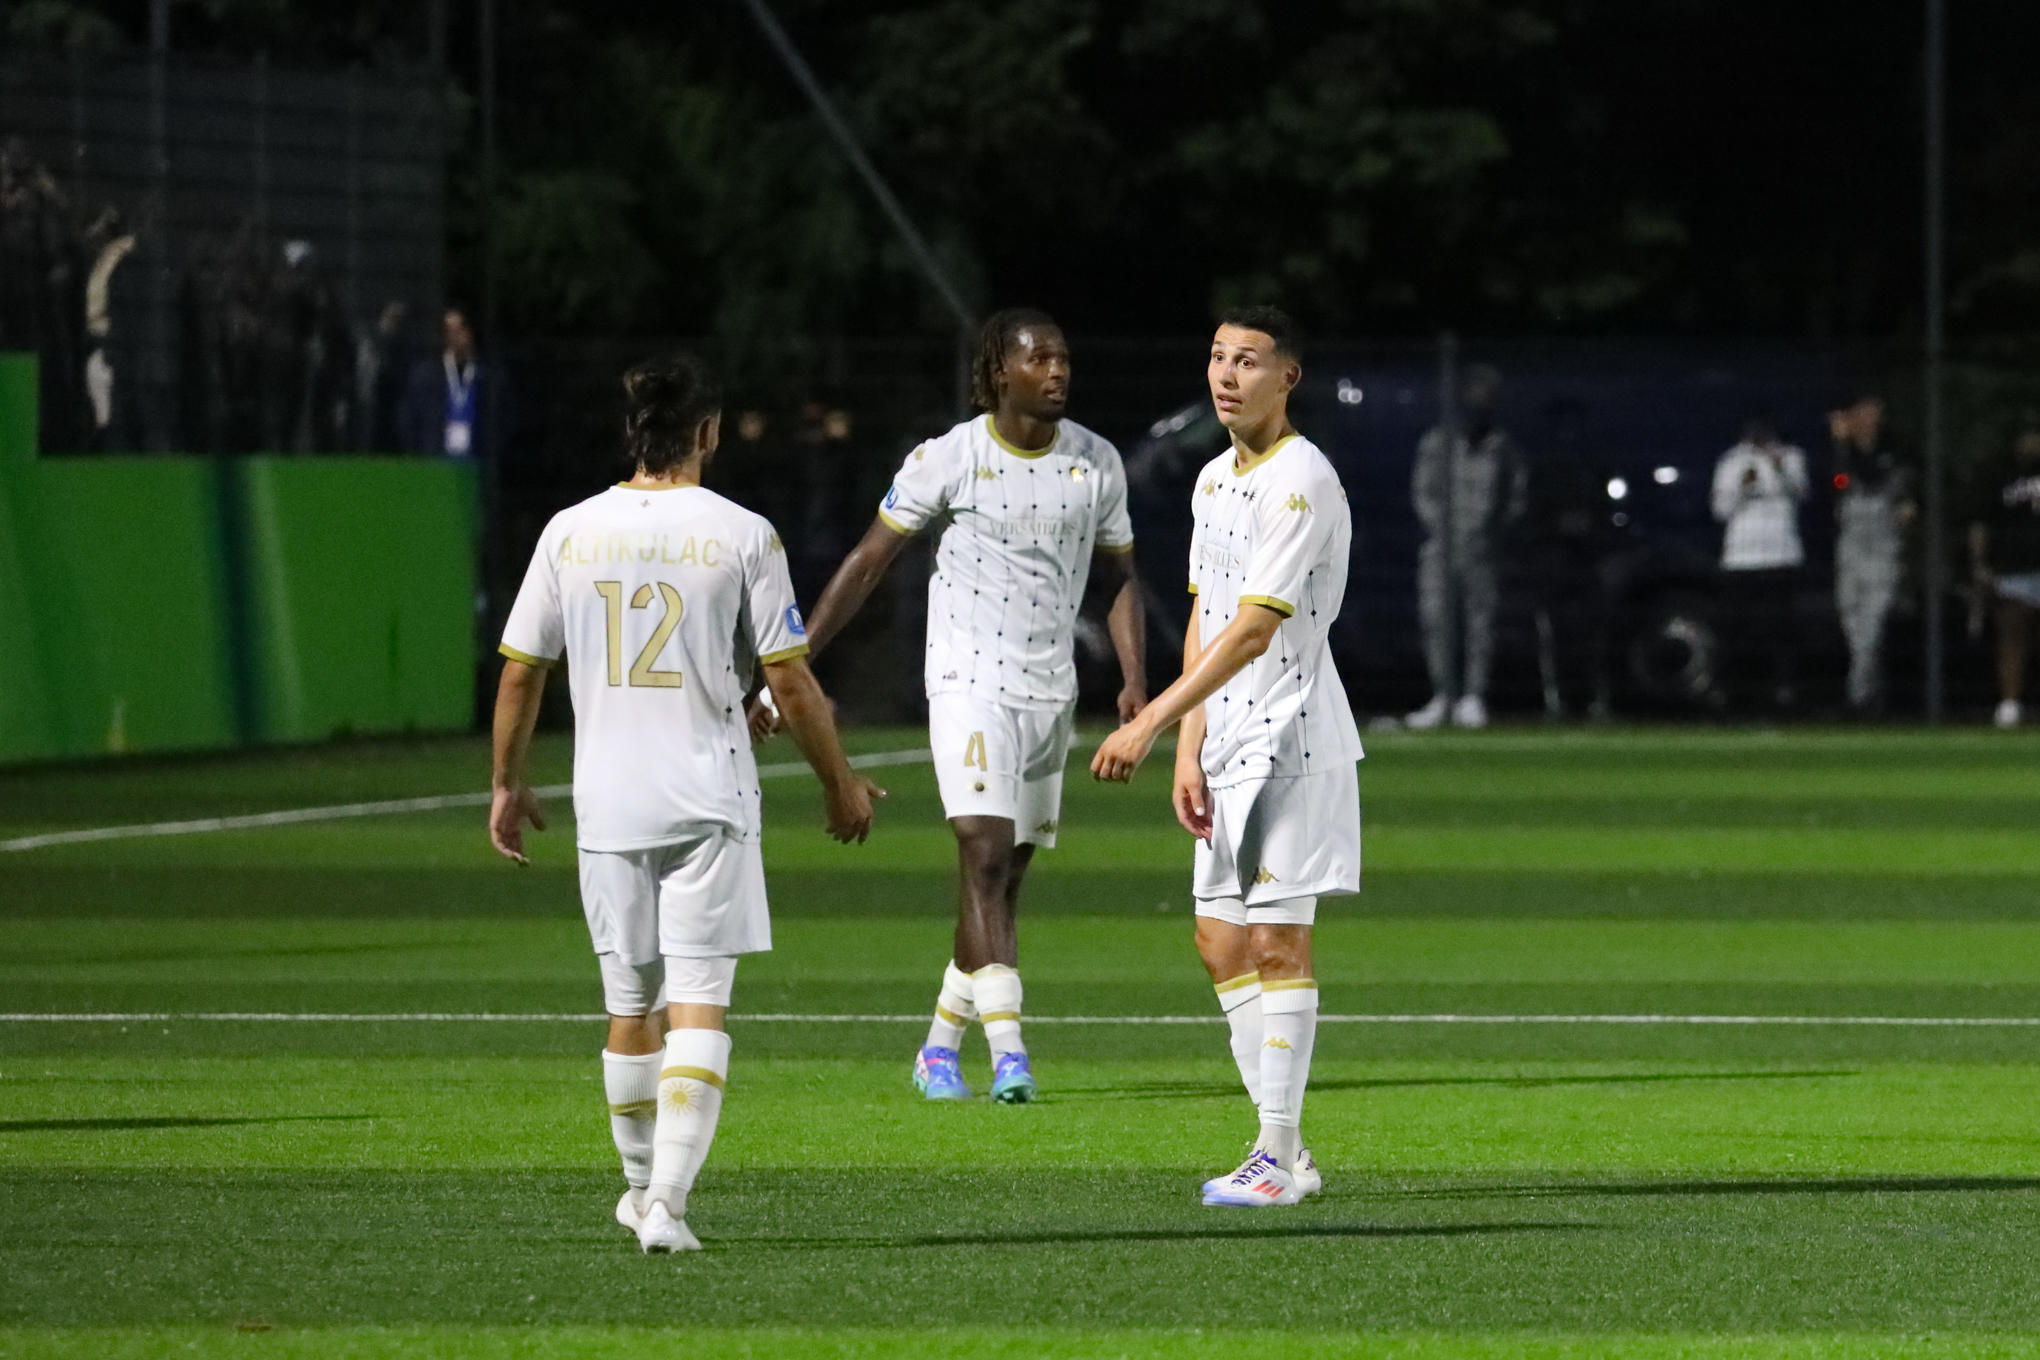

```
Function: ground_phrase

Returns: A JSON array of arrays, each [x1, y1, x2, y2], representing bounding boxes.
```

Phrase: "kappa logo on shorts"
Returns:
[[1035, 819, 1058, 836], [1253, 867, 1281, 885], [1263, 1036, 1293, 1050]]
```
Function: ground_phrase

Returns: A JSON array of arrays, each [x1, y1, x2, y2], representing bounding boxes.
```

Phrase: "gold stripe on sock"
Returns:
[[607, 1099, 657, 1117], [659, 1065, 727, 1091], [935, 1005, 968, 1025], [979, 1010, 1021, 1023], [1262, 977, 1317, 992], [1214, 971, 1262, 995]]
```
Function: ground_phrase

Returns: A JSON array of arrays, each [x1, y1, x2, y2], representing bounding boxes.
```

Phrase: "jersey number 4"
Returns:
[[594, 581, 685, 688]]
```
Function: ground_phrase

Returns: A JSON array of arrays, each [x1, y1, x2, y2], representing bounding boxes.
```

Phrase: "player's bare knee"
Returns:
[[1250, 923, 1313, 980], [1194, 916, 1252, 981]]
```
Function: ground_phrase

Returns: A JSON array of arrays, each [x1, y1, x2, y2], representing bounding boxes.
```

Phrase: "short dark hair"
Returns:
[[1216, 305, 1302, 361], [970, 307, 1060, 413], [622, 352, 722, 474]]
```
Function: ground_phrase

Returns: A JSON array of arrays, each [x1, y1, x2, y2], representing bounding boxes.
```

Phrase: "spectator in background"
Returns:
[[356, 300, 412, 451], [1829, 392, 1914, 716], [1710, 416, 1809, 710], [1407, 364, 1526, 730], [1524, 399, 1617, 720], [1967, 411, 2040, 729], [400, 306, 507, 460]]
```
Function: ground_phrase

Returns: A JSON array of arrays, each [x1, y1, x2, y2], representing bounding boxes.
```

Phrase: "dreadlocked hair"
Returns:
[[969, 307, 1059, 413], [621, 351, 722, 475]]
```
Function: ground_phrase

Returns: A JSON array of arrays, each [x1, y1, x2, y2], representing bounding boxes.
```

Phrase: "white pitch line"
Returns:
[[1, 1012, 2036, 1028], [0, 747, 933, 853]]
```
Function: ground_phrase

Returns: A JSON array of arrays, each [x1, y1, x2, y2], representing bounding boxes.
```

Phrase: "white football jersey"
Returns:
[[878, 414, 1133, 710], [499, 484, 808, 852], [1187, 433, 1363, 788]]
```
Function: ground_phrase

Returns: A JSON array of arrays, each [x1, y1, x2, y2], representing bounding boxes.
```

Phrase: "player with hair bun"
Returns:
[[490, 351, 882, 1252]]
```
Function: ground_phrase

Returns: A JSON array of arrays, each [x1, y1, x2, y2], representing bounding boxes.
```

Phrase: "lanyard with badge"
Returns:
[[444, 356, 477, 457]]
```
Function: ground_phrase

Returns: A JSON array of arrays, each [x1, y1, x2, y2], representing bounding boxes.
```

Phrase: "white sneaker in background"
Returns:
[[1994, 699, 2022, 729], [1293, 1146, 1322, 1200], [1201, 1149, 1302, 1207], [637, 1199, 701, 1254], [1405, 695, 1451, 730], [1451, 695, 1489, 729]]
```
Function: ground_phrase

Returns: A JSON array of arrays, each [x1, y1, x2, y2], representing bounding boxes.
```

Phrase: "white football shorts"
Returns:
[[1193, 764, 1361, 912], [928, 693, 1074, 847], [578, 829, 771, 1014]]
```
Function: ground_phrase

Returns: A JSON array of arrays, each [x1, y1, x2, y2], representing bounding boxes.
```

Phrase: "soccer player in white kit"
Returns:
[[489, 354, 881, 1252], [1093, 307, 1361, 1207], [762, 308, 1145, 1103]]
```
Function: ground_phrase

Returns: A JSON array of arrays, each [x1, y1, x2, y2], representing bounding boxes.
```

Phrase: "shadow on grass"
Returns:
[[0, 1114, 376, 1134], [753, 1220, 1600, 1251], [1397, 1175, 2040, 1201], [1056, 1070, 1858, 1102]]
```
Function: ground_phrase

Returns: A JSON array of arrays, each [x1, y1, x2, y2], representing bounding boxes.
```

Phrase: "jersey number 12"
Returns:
[[594, 581, 684, 688]]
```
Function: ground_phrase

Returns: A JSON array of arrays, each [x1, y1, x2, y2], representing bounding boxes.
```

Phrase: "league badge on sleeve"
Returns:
[[785, 605, 807, 637], [884, 485, 901, 510]]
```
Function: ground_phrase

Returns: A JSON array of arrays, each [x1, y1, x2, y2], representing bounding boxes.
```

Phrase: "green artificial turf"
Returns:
[[1, 728, 2038, 1358]]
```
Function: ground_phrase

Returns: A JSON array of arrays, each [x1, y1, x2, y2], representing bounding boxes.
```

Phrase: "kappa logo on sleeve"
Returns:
[[784, 605, 807, 637], [1283, 493, 1312, 513]]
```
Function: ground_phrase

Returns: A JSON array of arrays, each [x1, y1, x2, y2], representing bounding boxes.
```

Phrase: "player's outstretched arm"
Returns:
[[750, 517, 910, 741], [1171, 611, 1211, 840], [488, 658, 550, 865], [765, 655, 886, 843], [1090, 603, 1284, 784], [806, 517, 912, 659], [1088, 547, 1148, 723]]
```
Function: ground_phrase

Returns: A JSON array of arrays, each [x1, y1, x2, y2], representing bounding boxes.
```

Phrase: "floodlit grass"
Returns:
[[2, 727, 2038, 1357]]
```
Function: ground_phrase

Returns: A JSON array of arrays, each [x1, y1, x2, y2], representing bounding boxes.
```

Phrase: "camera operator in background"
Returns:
[[1711, 416, 1809, 711], [1829, 393, 1914, 717], [1968, 410, 2040, 729]]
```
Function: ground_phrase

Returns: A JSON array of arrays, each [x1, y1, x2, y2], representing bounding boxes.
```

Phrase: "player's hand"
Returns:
[[1090, 720, 1155, 783], [1171, 761, 1212, 841], [824, 775, 885, 844], [1116, 682, 1148, 726], [746, 692, 783, 742], [489, 784, 546, 865]]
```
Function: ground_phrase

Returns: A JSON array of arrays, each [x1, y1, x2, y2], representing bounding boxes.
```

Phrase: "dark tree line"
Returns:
[[7, 0, 2040, 353]]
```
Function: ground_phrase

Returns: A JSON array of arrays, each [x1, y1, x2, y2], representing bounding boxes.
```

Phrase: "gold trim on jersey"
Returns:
[[759, 643, 811, 665], [498, 643, 560, 668], [1239, 594, 1295, 617], [1231, 432, 1299, 477], [1186, 582, 1199, 595], [1097, 539, 1136, 554], [877, 510, 915, 536], [984, 413, 1060, 460]]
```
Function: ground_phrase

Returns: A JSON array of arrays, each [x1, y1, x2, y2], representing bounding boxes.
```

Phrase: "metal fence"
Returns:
[[493, 335, 2040, 726], [0, 51, 444, 454]]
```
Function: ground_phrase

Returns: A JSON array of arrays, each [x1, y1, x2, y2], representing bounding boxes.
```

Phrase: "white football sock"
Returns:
[[1258, 979, 1318, 1167], [647, 1027, 731, 1217], [1214, 971, 1263, 1107], [972, 964, 1025, 1061], [601, 1049, 661, 1190], [924, 959, 977, 1051]]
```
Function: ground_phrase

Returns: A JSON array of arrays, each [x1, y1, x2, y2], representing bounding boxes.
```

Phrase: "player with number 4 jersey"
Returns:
[[758, 308, 1147, 1104]]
